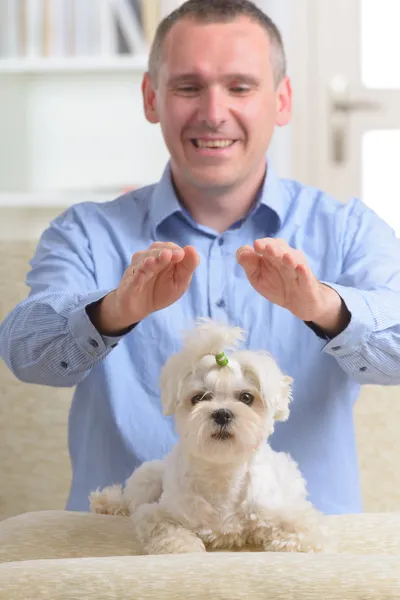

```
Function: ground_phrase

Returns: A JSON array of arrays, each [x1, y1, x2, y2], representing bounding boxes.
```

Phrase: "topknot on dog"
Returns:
[[182, 318, 245, 364]]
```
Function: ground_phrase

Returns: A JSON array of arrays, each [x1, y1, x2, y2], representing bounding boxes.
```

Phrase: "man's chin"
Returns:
[[184, 167, 239, 192]]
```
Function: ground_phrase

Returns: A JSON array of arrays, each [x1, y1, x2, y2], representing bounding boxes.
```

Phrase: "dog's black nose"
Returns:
[[212, 409, 233, 426]]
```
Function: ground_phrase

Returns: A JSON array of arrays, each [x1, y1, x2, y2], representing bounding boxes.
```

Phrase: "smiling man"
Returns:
[[1, 0, 400, 516]]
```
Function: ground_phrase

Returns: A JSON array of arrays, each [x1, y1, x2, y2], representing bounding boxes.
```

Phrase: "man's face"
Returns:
[[143, 17, 292, 192]]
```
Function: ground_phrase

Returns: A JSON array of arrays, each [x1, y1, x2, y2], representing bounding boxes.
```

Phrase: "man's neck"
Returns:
[[171, 166, 267, 234]]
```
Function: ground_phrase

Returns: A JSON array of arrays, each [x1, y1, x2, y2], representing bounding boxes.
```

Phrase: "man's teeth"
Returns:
[[194, 140, 234, 149]]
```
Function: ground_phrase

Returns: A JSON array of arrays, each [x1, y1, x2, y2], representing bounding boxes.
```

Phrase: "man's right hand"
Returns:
[[88, 242, 200, 336]]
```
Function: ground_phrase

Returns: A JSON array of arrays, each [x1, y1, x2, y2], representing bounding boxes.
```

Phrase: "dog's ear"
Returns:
[[273, 375, 293, 422], [159, 354, 184, 416]]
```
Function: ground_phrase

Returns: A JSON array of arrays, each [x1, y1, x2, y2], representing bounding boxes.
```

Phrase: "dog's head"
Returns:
[[160, 320, 292, 464]]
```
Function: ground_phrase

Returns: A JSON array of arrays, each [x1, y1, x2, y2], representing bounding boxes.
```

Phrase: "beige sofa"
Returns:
[[1, 239, 400, 599]]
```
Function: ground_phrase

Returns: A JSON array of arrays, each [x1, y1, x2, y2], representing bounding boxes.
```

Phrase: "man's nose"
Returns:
[[198, 87, 227, 129]]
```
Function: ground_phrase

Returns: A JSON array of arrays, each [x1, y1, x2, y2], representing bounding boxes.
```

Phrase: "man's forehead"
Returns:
[[164, 16, 270, 53], [160, 19, 270, 80]]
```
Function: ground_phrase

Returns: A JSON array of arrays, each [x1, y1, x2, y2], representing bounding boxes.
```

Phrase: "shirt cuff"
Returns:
[[67, 290, 127, 359], [320, 283, 375, 357]]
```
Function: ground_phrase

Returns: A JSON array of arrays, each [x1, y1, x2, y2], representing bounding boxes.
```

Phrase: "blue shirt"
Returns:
[[1, 163, 400, 515]]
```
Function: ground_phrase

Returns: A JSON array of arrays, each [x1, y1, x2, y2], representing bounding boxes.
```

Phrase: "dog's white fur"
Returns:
[[90, 320, 331, 555]]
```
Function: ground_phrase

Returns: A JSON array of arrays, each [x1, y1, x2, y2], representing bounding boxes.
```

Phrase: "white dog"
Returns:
[[90, 320, 330, 555]]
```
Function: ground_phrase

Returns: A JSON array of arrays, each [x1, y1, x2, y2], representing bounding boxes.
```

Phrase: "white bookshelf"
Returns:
[[0, 55, 148, 73], [0, 0, 181, 209]]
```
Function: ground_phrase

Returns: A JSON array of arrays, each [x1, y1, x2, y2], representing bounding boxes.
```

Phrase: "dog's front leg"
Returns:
[[131, 502, 206, 555], [249, 506, 330, 553]]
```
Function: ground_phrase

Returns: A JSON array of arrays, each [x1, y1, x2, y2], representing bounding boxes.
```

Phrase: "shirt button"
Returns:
[[218, 237, 224, 246], [332, 346, 341, 351], [88, 338, 99, 348], [216, 298, 226, 308], [359, 366, 367, 372], [60, 361, 68, 369]]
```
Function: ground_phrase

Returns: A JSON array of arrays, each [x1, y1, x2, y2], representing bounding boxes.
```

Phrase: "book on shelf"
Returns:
[[0, 0, 163, 61]]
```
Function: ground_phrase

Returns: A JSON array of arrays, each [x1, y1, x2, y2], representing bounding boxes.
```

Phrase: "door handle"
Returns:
[[329, 75, 381, 164]]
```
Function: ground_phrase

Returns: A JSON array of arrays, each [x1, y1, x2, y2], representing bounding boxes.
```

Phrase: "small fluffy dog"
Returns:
[[90, 320, 330, 555]]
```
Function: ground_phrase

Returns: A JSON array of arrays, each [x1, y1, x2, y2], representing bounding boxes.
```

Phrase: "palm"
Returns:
[[249, 257, 298, 308], [146, 264, 189, 312], [117, 245, 199, 322]]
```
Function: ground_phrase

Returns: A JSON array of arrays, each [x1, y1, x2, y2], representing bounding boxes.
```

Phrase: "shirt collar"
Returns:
[[256, 162, 292, 231], [148, 160, 292, 237], [148, 164, 183, 238]]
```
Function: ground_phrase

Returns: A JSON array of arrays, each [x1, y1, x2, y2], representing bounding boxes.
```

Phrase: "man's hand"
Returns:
[[236, 238, 350, 337], [89, 242, 200, 336]]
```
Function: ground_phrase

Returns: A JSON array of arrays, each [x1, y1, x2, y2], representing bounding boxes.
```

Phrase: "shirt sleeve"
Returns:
[[0, 205, 125, 387], [320, 198, 400, 385]]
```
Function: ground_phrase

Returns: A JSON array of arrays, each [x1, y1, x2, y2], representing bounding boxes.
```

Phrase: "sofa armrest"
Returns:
[[1, 551, 400, 600], [2, 510, 400, 564]]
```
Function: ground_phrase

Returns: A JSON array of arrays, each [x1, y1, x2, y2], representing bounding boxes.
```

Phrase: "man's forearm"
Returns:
[[0, 291, 115, 387], [309, 283, 351, 338]]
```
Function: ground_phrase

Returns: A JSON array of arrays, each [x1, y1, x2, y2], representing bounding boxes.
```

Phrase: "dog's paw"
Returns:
[[265, 532, 325, 553], [89, 485, 130, 516], [144, 534, 206, 555]]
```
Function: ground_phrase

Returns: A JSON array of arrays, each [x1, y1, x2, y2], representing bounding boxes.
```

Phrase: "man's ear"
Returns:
[[273, 375, 293, 422], [275, 76, 292, 128], [142, 72, 160, 124]]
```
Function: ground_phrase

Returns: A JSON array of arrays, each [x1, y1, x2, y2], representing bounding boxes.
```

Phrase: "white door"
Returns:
[[308, 0, 400, 235]]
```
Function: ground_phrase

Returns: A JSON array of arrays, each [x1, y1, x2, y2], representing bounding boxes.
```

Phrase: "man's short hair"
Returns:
[[148, 0, 286, 89]]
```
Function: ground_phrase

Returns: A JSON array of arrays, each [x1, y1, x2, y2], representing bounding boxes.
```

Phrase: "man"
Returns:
[[1, 0, 400, 515]]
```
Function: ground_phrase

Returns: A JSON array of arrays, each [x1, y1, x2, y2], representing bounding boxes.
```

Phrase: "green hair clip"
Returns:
[[215, 352, 229, 367]]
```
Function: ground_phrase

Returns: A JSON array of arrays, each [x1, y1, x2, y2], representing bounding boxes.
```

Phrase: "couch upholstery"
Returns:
[[1, 238, 400, 599], [1, 511, 400, 599]]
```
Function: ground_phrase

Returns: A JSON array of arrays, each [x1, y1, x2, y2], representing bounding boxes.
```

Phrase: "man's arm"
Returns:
[[312, 200, 400, 384], [0, 206, 121, 387], [0, 208, 200, 388], [237, 199, 400, 385]]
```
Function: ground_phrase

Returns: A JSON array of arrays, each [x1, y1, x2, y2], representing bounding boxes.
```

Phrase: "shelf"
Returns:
[[0, 55, 149, 74], [0, 191, 127, 207]]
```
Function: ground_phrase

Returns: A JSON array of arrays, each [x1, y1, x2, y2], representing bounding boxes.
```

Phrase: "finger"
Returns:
[[296, 262, 316, 291], [132, 250, 174, 283], [131, 248, 169, 265], [254, 237, 288, 255], [149, 241, 183, 252], [236, 245, 257, 261], [236, 248, 262, 278], [131, 247, 185, 270], [174, 246, 200, 282], [279, 252, 300, 279]]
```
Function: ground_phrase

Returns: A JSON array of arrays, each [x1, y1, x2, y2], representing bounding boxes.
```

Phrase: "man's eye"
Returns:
[[230, 86, 250, 94], [191, 392, 213, 405], [177, 86, 199, 94], [239, 392, 254, 405]]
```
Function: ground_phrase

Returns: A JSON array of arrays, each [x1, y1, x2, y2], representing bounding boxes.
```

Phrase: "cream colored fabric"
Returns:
[[2, 553, 400, 600], [1, 239, 400, 523], [355, 384, 400, 511], [1, 511, 400, 600], [0, 241, 72, 521], [1, 510, 400, 563]]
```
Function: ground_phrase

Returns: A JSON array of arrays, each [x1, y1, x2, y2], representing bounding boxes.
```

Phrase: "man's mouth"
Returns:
[[191, 139, 236, 149]]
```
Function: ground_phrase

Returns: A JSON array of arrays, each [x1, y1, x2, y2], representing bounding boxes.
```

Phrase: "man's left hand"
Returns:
[[236, 238, 350, 337]]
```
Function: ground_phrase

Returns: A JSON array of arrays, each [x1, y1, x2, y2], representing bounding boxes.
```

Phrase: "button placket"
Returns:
[[208, 238, 227, 319]]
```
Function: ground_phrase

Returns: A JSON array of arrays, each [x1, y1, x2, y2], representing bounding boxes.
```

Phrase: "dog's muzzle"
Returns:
[[212, 409, 233, 426]]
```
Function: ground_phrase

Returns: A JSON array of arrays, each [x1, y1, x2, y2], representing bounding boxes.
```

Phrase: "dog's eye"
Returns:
[[191, 392, 213, 405], [239, 392, 254, 405]]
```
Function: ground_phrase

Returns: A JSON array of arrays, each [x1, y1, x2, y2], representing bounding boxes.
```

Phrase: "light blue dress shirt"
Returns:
[[1, 163, 400, 515]]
